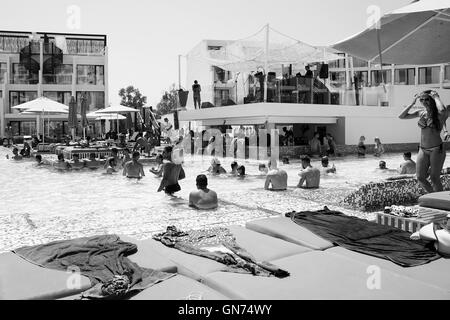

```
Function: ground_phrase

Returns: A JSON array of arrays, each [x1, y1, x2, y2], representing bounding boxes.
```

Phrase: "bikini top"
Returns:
[[418, 111, 440, 130]]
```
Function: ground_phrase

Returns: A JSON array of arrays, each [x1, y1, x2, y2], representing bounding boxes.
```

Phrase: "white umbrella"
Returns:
[[12, 97, 69, 143], [333, 0, 450, 64], [95, 114, 126, 120], [95, 105, 139, 133]]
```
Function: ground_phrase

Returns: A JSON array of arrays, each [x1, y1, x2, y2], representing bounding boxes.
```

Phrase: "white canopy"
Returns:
[[94, 114, 126, 121], [11, 97, 69, 113], [190, 25, 342, 73], [333, 0, 450, 64]]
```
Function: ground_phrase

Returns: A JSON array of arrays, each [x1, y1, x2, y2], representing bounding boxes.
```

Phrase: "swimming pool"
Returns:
[[1, 146, 449, 253]]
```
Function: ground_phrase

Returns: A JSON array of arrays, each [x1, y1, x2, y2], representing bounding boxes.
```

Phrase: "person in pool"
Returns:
[[320, 156, 336, 174], [399, 152, 416, 175], [69, 154, 85, 170], [104, 157, 117, 174], [237, 165, 246, 178], [377, 160, 399, 173], [104, 148, 121, 170], [373, 137, 385, 157], [149, 154, 164, 177], [34, 154, 45, 167], [207, 158, 227, 175], [230, 161, 238, 175], [123, 151, 145, 179], [264, 160, 288, 191], [297, 155, 320, 189], [357, 136, 366, 157], [53, 153, 71, 170], [399, 90, 449, 193], [189, 174, 218, 210], [7, 147, 23, 160], [157, 146, 186, 195], [85, 153, 103, 170]]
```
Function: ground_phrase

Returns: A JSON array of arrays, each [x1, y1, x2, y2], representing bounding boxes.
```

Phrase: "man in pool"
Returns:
[[189, 174, 218, 210], [53, 153, 71, 170], [85, 153, 103, 170], [8, 147, 23, 160], [69, 154, 85, 170], [377, 160, 399, 173], [230, 161, 238, 175], [264, 160, 288, 191], [297, 155, 320, 189], [320, 156, 336, 174], [157, 146, 186, 194], [399, 152, 417, 174], [35, 154, 44, 166], [149, 154, 164, 177], [123, 151, 145, 179]]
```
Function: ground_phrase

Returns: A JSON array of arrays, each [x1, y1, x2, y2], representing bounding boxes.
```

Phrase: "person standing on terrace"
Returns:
[[399, 90, 449, 193], [192, 80, 202, 109]]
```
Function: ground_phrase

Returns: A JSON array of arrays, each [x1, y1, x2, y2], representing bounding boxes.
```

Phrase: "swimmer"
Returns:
[[373, 137, 385, 157], [230, 161, 238, 175], [399, 152, 416, 175], [123, 151, 145, 179], [377, 160, 398, 173], [321, 156, 336, 174], [105, 158, 117, 174], [259, 163, 268, 174], [85, 153, 102, 170], [104, 148, 121, 170], [149, 154, 164, 177], [157, 146, 186, 195], [237, 165, 246, 178], [69, 154, 85, 170], [189, 174, 218, 210], [53, 153, 71, 170], [297, 155, 320, 189], [264, 160, 288, 191], [34, 154, 44, 166], [207, 158, 227, 175], [8, 147, 23, 161]]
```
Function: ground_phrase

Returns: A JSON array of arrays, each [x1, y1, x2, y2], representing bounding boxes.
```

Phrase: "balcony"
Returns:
[[20, 41, 63, 74], [42, 74, 72, 85]]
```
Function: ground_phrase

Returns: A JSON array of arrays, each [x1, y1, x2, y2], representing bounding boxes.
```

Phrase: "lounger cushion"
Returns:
[[246, 217, 334, 250], [419, 192, 450, 211], [0, 252, 92, 300], [130, 275, 229, 300], [327, 246, 450, 292], [134, 226, 311, 280], [202, 251, 450, 299], [119, 235, 177, 273]]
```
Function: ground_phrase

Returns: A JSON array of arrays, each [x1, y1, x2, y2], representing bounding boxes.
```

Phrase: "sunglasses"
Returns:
[[420, 98, 431, 102]]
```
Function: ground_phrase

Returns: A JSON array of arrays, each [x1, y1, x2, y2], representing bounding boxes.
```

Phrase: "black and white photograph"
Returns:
[[0, 0, 449, 307]]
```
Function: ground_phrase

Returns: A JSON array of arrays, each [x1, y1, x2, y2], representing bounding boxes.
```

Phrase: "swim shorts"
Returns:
[[165, 183, 181, 194]]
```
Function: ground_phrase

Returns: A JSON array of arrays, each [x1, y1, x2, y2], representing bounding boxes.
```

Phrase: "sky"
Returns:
[[1, 0, 410, 106]]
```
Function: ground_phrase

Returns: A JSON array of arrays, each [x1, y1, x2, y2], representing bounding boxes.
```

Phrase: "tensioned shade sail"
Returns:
[[189, 26, 342, 73], [94, 114, 126, 120], [11, 97, 69, 113], [333, 0, 450, 64]]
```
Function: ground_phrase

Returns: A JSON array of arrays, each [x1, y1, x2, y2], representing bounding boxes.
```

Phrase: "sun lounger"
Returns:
[[202, 251, 450, 300], [119, 235, 178, 273], [326, 246, 450, 292], [0, 252, 92, 300], [130, 275, 229, 300], [134, 226, 311, 281], [419, 191, 450, 211], [245, 217, 334, 250]]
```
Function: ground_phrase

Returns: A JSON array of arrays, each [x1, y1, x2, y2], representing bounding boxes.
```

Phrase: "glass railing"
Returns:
[[11, 76, 39, 84]]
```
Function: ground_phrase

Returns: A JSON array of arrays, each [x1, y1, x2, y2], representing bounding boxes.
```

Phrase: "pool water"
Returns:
[[1, 146, 449, 253]]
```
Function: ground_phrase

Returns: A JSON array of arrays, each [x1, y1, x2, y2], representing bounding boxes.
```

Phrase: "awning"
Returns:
[[201, 116, 337, 126]]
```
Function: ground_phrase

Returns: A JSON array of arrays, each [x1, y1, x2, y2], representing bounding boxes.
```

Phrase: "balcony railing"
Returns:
[[42, 74, 72, 85]]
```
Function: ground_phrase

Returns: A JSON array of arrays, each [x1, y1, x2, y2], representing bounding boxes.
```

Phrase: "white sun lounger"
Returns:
[[246, 217, 334, 250], [327, 246, 450, 292], [0, 252, 92, 300], [132, 225, 311, 281], [202, 251, 450, 300]]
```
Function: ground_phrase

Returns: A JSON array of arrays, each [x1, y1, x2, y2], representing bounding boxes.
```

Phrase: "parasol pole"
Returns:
[[376, 24, 387, 94], [263, 23, 269, 103]]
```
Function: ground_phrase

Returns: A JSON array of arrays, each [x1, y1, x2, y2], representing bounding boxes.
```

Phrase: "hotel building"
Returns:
[[0, 30, 108, 139]]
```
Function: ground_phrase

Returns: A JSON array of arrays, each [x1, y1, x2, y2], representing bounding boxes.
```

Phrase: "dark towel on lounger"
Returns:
[[285, 207, 440, 267], [13, 234, 174, 299]]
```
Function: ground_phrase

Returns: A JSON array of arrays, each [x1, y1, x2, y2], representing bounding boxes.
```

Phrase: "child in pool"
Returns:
[[373, 137, 385, 157]]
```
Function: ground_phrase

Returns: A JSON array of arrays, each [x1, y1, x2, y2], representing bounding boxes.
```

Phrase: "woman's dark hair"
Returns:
[[237, 165, 246, 176], [196, 174, 208, 189], [422, 90, 441, 131]]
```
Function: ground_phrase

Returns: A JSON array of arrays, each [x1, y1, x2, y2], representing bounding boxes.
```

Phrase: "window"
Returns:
[[0, 36, 29, 53], [371, 70, 392, 86], [76, 91, 105, 112], [214, 89, 230, 107], [330, 71, 346, 88], [418, 66, 440, 84], [213, 66, 231, 83], [66, 39, 106, 55], [43, 65, 73, 84], [394, 68, 415, 85], [9, 91, 38, 113], [43, 92, 72, 106], [0, 63, 6, 84], [208, 46, 222, 50], [444, 65, 450, 83], [329, 53, 346, 69], [20, 122, 37, 136], [77, 65, 104, 85], [354, 71, 368, 87], [12, 63, 38, 84]]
